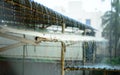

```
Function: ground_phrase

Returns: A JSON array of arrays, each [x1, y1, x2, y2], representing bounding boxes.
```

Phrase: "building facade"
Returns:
[[67, 1, 103, 37]]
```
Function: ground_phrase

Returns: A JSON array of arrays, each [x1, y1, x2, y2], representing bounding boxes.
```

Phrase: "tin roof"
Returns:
[[0, 0, 95, 31]]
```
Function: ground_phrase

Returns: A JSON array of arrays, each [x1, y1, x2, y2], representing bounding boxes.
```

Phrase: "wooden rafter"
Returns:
[[0, 32, 37, 45], [0, 42, 25, 52]]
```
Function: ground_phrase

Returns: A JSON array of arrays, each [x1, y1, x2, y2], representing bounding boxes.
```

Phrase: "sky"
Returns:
[[81, 0, 111, 12], [33, 0, 111, 12], [33, 0, 68, 8]]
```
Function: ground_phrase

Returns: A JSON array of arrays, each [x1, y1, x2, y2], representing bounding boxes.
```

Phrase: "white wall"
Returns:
[[67, 1, 103, 37]]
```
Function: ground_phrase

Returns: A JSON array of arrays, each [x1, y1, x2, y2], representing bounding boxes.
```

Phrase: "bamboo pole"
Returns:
[[83, 29, 86, 75], [83, 29, 86, 64], [62, 23, 65, 33], [61, 42, 65, 75], [104, 71, 107, 75], [22, 34, 26, 75], [0, 42, 25, 52], [0, 32, 37, 45], [92, 42, 96, 63]]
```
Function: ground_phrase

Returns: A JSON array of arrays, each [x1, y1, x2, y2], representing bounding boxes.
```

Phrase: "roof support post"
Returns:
[[61, 42, 66, 75], [62, 23, 65, 33]]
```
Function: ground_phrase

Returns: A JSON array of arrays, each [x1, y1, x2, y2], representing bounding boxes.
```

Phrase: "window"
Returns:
[[86, 19, 91, 25]]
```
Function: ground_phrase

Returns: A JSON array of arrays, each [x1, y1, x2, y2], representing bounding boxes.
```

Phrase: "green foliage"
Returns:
[[105, 57, 120, 65], [102, 0, 120, 57], [102, 0, 120, 34], [93, 71, 104, 75]]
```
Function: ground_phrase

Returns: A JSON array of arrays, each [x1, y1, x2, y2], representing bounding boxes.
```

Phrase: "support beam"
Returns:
[[0, 42, 25, 52], [62, 23, 65, 33], [104, 71, 108, 75], [93, 42, 96, 63], [61, 42, 66, 75], [35, 37, 58, 44], [0, 32, 37, 45], [82, 42, 86, 75]]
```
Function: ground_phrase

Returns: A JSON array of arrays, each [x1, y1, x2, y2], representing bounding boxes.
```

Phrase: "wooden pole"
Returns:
[[83, 43, 86, 64], [61, 42, 65, 75], [0, 42, 25, 52], [83, 29, 86, 64], [104, 71, 107, 75], [93, 42, 96, 63], [22, 35, 26, 75], [61, 23, 66, 75], [62, 23, 65, 33], [83, 29, 86, 75], [0, 32, 37, 45]]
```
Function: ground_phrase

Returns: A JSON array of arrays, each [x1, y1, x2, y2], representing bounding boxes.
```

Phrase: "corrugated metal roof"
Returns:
[[0, 0, 95, 31]]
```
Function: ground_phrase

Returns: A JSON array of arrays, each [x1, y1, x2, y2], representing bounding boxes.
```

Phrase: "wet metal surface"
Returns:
[[65, 64, 120, 71]]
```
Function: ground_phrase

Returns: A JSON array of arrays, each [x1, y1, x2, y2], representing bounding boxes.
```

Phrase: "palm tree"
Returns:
[[102, 0, 120, 57]]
